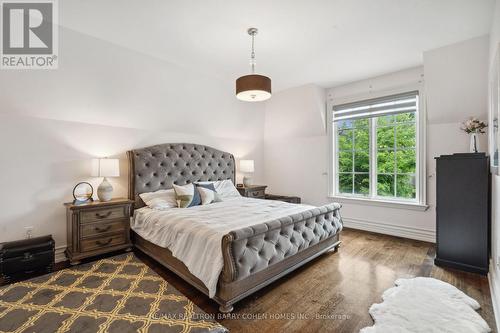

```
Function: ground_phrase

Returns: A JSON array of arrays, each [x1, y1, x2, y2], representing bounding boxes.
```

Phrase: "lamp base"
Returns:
[[97, 177, 113, 202], [243, 176, 253, 187]]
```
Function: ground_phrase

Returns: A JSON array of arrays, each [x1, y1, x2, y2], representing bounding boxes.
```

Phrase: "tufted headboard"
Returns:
[[127, 143, 236, 209]]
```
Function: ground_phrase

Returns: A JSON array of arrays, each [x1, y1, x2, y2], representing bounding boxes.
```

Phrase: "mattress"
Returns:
[[131, 197, 315, 297]]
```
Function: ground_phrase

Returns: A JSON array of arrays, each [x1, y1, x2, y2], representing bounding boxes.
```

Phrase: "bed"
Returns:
[[127, 143, 342, 313]]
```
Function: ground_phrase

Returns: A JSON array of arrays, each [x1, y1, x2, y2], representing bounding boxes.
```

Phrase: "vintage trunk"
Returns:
[[0, 235, 55, 285]]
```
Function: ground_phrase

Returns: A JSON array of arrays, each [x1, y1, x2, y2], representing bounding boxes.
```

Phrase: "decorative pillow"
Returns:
[[172, 183, 201, 208], [196, 183, 222, 205], [214, 179, 241, 199], [139, 189, 177, 210]]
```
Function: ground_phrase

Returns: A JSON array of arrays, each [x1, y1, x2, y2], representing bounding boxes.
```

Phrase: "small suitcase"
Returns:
[[0, 235, 55, 285]]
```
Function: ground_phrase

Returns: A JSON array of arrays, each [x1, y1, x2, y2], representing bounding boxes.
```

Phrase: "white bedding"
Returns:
[[131, 197, 314, 297]]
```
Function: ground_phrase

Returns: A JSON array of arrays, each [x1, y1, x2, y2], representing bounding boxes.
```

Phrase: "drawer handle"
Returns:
[[95, 211, 112, 219], [251, 191, 260, 196], [94, 225, 112, 233], [96, 238, 113, 246]]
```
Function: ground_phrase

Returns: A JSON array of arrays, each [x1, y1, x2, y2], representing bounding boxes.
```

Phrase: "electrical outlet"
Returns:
[[24, 226, 34, 239]]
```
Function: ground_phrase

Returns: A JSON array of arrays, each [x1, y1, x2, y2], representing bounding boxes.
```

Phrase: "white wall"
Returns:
[[0, 26, 265, 260], [488, 0, 500, 323], [264, 84, 328, 205], [0, 27, 264, 140], [424, 35, 489, 124], [264, 36, 489, 243]]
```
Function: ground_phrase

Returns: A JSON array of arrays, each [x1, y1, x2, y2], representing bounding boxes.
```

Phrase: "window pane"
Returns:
[[338, 174, 353, 194], [377, 150, 395, 173], [338, 152, 353, 173], [377, 174, 394, 197], [338, 120, 353, 129], [377, 115, 394, 126], [354, 174, 369, 195], [354, 152, 369, 172], [396, 124, 416, 148], [395, 112, 415, 123], [377, 126, 394, 149], [338, 129, 353, 151], [353, 118, 369, 128], [396, 149, 416, 173], [334, 95, 418, 203], [396, 174, 416, 199], [354, 127, 369, 150]]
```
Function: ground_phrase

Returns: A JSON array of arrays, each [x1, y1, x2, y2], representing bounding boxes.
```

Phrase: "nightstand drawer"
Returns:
[[80, 233, 126, 252], [80, 207, 127, 223], [248, 189, 265, 198], [80, 220, 126, 238]]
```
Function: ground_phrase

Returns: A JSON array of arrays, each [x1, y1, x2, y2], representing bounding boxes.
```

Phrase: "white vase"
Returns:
[[97, 177, 113, 201], [243, 175, 253, 187], [469, 133, 479, 153]]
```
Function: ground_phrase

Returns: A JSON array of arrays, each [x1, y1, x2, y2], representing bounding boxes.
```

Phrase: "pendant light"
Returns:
[[236, 28, 272, 102]]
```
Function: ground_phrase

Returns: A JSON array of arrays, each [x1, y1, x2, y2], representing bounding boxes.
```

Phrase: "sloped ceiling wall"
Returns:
[[424, 35, 489, 124]]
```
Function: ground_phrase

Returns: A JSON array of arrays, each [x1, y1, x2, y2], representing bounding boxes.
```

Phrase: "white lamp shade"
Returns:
[[91, 158, 120, 177], [239, 160, 254, 173]]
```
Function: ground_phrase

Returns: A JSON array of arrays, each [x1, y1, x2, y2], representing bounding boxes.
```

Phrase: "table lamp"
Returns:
[[91, 158, 120, 201], [239, 160, 254, 187]]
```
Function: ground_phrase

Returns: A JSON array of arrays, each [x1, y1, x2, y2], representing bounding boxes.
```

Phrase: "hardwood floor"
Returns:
[[134, 228, 497, 333]]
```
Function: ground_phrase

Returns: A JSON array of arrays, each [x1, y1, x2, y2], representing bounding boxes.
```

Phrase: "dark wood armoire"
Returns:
[[435, 153, 490, 275]]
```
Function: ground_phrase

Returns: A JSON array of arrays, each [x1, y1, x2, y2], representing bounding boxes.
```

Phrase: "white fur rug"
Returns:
[[360, 277, 491, 333]]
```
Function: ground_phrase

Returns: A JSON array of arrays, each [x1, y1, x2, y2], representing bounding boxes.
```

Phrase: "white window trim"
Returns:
[[327, 84, 428, 210]]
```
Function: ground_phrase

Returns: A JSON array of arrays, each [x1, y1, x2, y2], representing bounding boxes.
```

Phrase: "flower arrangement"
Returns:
[[461, 118, 487, 134]]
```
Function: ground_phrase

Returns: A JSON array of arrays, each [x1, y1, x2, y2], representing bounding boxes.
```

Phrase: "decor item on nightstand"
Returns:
[[64, 198, 133, 265], [239, 159, 254, 187], [237, 184, 267, 199], [72, 182, 94, 204], [0, 235, 54, 285], [91, 158, 120, 202], [460, 118, 487, 153]]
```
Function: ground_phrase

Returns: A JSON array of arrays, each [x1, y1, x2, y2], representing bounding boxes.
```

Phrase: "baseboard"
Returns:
[[435, 257, 487, 275], [342, 217, 436, 243], [55, 245, 67, 263], [488, 260, 500, 329]]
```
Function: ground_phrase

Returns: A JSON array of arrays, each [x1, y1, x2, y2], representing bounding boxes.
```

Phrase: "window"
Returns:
[[331, 91, 424, 204]]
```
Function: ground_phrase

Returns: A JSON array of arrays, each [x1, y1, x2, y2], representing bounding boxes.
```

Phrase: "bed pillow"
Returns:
[[173, 183, 201, 208], [214, 179, 241, 199], [196, 183, 222, 205], [139, 189, 177, 210]]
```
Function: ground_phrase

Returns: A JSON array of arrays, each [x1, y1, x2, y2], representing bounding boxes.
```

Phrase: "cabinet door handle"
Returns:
[[95, 225, 112, 233], [95, 211, 112, 219], [96, 238, 113, 246]]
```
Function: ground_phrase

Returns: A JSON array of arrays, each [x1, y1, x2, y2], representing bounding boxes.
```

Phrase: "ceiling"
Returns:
[[61, 0, 495, 92]]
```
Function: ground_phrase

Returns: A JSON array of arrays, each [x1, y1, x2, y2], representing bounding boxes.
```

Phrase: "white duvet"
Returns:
[[131, 197, 314, 297]]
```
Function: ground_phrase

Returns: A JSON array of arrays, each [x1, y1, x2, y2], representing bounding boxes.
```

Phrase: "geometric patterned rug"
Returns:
[[0, 253, 227, 333]]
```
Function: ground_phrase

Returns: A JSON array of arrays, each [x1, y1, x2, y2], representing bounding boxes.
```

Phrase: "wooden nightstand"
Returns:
[[237, 185, 267, 199], [265, 194, 301, 204], [64, 198, 133, 265]]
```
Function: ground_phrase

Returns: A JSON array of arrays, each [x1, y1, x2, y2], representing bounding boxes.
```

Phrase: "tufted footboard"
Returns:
[[216, 203, 342, 311], [132, 203, 342, 314]]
